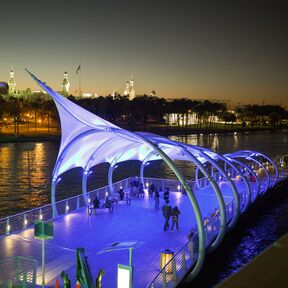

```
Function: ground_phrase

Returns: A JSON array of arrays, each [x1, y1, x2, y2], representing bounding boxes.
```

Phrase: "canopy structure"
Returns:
[[26, 69, 279, 281]]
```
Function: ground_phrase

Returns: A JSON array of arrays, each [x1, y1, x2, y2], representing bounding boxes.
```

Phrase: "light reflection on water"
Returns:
[[0, 130, 287, 218]]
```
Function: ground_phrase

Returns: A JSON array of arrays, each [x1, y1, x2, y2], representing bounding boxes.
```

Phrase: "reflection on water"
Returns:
[[0, 130, 287, 218]]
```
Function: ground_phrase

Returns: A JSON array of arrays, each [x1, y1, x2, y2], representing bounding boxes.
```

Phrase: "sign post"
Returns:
[[34, 220, 54, 288]]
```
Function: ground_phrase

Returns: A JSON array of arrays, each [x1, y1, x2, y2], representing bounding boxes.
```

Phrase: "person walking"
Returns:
[[154, 187, 160, 209], [170, 206, 180, 232], [162, 200, 172, 231], [164, 187, 170, 202]]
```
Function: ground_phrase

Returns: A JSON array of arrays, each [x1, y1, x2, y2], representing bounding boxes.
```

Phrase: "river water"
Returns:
[[0, 130, 287, 286]]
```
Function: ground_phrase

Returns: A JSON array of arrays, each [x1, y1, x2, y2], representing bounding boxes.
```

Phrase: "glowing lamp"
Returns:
[[160, 249, 174, 273]]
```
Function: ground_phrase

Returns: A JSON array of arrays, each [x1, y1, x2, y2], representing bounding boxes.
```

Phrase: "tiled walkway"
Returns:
[[0, 182, 245, 287]]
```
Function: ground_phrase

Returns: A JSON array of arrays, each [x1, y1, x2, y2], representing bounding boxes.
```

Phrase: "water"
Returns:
[[0, 130, 288, 286]]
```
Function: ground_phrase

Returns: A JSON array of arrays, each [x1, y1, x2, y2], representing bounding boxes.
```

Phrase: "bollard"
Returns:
[[75, 280, 81, 288], [23, 214, 28, 230], [76, 196, 80, 210], [55, 278, 59, 288], [6, 218, 10, 235]]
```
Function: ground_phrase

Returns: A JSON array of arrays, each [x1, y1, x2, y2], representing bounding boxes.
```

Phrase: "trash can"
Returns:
[[160, 249, 174, 273]]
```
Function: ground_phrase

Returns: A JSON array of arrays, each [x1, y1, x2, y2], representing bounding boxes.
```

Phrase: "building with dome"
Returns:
[[8, 68, 16, 95], [61, 71, 70, 96]]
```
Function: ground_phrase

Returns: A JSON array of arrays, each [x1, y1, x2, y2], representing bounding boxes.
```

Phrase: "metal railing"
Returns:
[[148, 199, 234, 288], [0, 177, 131, 239], [0, 256, 37, 288]]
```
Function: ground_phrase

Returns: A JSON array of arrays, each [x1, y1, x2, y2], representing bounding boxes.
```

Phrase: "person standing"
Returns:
[[154, 187, 160, 209], [164, 187, 170, 202], [170, 206, 180, 232], [162, 200, 172, 231]]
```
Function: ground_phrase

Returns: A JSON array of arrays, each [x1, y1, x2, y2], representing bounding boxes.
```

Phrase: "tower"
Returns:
[[123, 74, 135, 99], [61, 71, 70, 96], [8, 67, 16, 94]]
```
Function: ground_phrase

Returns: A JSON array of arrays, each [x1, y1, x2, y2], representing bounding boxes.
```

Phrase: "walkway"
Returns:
[[0, 182, 247, 288]]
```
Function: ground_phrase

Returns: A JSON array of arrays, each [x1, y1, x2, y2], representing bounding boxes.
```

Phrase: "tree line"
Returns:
[[0, 93, 287, 134]]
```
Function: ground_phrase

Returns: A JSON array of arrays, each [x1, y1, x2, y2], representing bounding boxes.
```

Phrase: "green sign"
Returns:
[[34, 221, 54, 240]]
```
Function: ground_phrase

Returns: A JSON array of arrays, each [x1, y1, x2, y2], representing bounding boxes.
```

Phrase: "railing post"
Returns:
[[188, 239, 194, 259], [23, 214, 27, 230], [172, 258, 177, 281], [39, 208, 43, 220], [181, 249, 186, 270], [65, 200, 69, 214], [76, 195, 80, 210], [162, 270, 167, 288], [6, 218, 10, 235]]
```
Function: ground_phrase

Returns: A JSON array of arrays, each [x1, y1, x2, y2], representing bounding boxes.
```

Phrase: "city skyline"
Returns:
[[0, 0, 287, 107]]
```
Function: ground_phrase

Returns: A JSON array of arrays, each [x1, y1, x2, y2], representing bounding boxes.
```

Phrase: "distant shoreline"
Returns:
[[0, 125, 286, 143]]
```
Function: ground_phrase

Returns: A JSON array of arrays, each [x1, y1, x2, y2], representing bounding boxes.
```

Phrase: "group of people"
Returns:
[[162, 200, 181, 232], [91, 194, 113, 213], [130, 177, 145, 198]]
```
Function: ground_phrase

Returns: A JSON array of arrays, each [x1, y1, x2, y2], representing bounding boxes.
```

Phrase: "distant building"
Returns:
[[8, 68, 16, 94], [61, 71, 70, 96], [123, 75, 135, 99], [0, 82, 9, 95]]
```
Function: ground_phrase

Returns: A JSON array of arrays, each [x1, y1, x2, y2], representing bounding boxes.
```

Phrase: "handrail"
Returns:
[[147, 200, 234, 288]]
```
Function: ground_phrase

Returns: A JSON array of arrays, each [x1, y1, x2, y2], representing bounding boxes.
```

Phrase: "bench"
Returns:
[[87, 203, 114, 215]]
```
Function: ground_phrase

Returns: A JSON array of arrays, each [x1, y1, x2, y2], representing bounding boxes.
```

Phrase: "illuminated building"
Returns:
[[61, 71, 70, 96], [8, 68, 16, 95], [123, 75, 135, 99]]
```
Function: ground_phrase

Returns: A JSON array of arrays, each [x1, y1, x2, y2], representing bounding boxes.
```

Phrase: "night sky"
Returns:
[[0, 0, 287, 107]]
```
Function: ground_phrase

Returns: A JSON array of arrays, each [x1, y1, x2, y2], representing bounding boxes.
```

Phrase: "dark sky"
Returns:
[[0, 0, 287, 107]]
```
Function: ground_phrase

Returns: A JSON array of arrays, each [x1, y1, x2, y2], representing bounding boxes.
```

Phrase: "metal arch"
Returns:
[[140, 143, 227, 252], [130, 133, 206, 281], [176, 145, 227, 253], [50, 128, 99, 218], [240, 150, 279, 186], [225, 155, 260, 202], [223, 157, 253, 211], [192, 148, 241, 229], [140, 150, 158, 185], [108, 143, 142, 195], [231, 155, 270, 195], [81, 136, 120, 205]]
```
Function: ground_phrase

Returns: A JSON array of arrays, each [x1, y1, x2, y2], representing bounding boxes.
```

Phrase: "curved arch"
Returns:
[[224, 157, 253, 211], [108, 143, 141, 195], [194, 149, 241, 229], [240, 150, 279, 186], [132, 134, 206, 281], [51, 128, 99, 218], [225, 155, 260, 203], [81, 136, 120, 205], [140, 150, 157, 185], [231, 155, 270, 195], [177, 145, 227, 253]]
